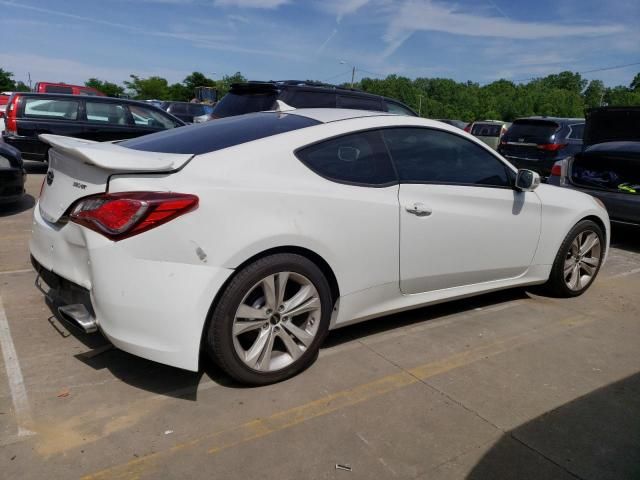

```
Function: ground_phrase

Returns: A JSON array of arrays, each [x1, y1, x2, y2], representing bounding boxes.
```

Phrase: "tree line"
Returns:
[[2, 67, 639, 122]]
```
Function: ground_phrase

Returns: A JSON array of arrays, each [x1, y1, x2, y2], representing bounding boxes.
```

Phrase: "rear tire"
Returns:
[[207, 253, 332, 385], [544, 219, 605, 297]]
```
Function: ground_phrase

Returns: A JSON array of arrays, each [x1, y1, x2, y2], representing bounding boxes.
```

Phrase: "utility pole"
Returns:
[[351, 66, 355, 88], [28, 72, 32, 90], [418, 94, 423, 116]]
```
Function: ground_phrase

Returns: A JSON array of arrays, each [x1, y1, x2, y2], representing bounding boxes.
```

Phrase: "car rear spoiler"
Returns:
[[39, 134, 194, 172]]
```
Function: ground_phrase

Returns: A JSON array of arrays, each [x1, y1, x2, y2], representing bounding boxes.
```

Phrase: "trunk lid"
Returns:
[[584, 107, 640, 147], [38, 134, 193, 223]]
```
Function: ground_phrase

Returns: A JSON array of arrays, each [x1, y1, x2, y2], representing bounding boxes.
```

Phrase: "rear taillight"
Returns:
[[5, 94, 20, 134], [464, 123, 472, 133], [69, 191, 198, 240], [550, 162, 562, 176], [537, 143, 567, 152]]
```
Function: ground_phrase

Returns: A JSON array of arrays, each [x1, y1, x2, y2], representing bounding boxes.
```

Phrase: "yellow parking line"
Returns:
[[82, 313, 592, 480]]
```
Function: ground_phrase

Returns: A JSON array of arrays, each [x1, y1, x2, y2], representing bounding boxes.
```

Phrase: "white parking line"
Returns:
[[608, 267, 640, 279], [0, 294, 35, 437], [0, 268, 33, 276]]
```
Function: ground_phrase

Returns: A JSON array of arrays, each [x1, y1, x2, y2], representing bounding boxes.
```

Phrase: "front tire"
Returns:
[[207, 253, 332, 385], [544, 219, 605, 297]]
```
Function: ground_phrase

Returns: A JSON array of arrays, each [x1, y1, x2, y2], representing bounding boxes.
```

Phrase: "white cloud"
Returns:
[[383, 0, 625, 57], [322, 0, 371, 22], [213, 0, 289, 8]]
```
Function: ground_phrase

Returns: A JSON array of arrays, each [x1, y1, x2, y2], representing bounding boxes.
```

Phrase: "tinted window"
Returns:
[[568, 123, 584, 140], [286, 91, 336, 108], [337, 95, 383, 111], [122, 112, 319, 155], [186, 104, 207, 116], [45, 85, 73, 94], [23, 98, 79, 120], [385, 101, 416, 116], [168, 103, 189, 115], [383, 128, 510, 187], [85, 101, 128, 124], [296, 130, 396, 186], [128, 104, 178, 129], [471, 123, 503, 137], [213, 92, 277, 118], [505, 120, 559, 139]]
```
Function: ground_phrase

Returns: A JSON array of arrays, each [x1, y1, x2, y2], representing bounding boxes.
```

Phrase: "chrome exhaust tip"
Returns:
[[57, 304, 98, 333]]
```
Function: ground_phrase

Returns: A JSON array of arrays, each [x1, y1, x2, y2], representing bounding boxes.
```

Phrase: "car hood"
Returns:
[[584, 107, 640, 147]]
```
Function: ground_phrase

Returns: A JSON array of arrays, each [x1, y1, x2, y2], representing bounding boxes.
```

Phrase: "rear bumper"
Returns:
[[502, 155, 556, 177], [30, 204, 234, 371]]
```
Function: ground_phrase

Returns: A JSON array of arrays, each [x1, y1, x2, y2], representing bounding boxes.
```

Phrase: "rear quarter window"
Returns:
[[23, 98, 79, 120], [568, 123, 585, 140], [471, 124, 502, 137], [296, 130, 396, 186], [121, 112, 320, 154]]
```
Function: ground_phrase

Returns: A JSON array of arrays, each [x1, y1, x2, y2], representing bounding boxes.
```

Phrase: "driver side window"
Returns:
[[382, 128, 511, 187]]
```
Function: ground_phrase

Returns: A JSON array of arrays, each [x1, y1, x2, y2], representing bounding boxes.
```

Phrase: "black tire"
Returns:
[[207, 253, 332, 385], [544, 219, 605, 297]]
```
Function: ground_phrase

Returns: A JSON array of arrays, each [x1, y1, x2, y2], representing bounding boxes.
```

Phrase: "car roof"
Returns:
[[10, 92, 157, 108], [286, 108, 394, 123]]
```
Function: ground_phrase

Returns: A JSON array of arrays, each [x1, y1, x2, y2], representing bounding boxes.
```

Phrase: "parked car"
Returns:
[[466, 120, 510, 150], [0, 142, 26, 205], [211, 81, 418, 118], [163, 101, 214, 123], [435, 119, 468, 130], [548, 107, 640, 226], [498, 117, 584, 178], [31, 108, 609, 385], [2, 93, 185, 161], [35, 82, 105, 96], [0, 92, 10, 133]]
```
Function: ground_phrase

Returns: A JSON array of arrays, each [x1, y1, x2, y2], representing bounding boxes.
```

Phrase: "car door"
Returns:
[[19, 96, 84, 159], [382, 127, 541, 294], [81, 100, 135, 141]]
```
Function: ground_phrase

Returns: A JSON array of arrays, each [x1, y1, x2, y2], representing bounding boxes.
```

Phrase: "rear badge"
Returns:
[[46, 170, 54, 185], [72, 181, 87, 190]]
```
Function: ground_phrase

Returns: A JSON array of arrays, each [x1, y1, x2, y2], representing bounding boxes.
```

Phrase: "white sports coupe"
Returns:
[[31, 108, 609, 385]]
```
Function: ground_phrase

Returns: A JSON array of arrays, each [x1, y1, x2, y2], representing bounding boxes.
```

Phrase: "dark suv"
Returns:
[[497, 117, 584, 178], [211, 81, 418, 119], [2, 93, 185, 161]]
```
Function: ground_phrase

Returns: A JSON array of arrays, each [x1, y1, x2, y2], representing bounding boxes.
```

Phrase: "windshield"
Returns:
[[505, 120, 559, 139]]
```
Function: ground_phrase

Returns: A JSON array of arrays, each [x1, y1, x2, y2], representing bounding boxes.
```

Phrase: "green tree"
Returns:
[[123, 75, 170, 100], [85, 78, 125, 97], [630, 72, 640, 92], [0, 68, 17, 91], [14, 81, 31, 92], [583, 80, 605, 108]]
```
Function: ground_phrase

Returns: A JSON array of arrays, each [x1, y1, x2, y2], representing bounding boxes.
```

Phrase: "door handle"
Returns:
[[405, 202, 432, 217]]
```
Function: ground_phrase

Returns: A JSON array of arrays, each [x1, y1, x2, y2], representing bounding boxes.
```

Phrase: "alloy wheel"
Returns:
[[563, 230, 601, 291], [232, 271, 322, 372]]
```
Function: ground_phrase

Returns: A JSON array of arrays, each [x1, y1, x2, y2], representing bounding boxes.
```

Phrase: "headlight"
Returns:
[[0, 155, 12, 169]]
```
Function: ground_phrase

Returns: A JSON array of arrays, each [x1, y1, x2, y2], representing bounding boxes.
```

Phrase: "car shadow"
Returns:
[[43, 286, 530, 400], [610, 223, 640, 254], [0, 194, 35, 217], [466, 372, 640, 480]]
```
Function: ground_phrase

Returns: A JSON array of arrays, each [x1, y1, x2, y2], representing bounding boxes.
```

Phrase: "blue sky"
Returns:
[[1, 0, 638, 88]]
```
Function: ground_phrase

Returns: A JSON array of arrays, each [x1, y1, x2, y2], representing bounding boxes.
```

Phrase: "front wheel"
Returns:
[[544, 219, 605, 297], [206, 253, 332, 385]]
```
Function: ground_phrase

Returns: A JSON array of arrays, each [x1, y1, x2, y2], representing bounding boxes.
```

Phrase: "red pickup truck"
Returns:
[[35, 82, 105, 96]]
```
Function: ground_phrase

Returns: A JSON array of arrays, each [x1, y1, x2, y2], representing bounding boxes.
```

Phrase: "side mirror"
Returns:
[[515, 169, 540, 192]]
